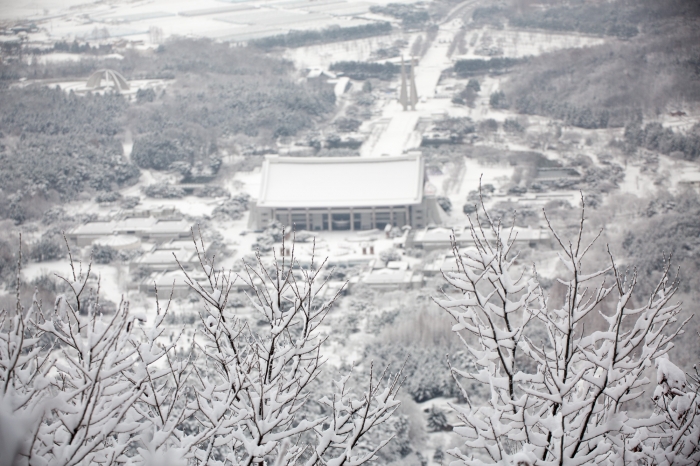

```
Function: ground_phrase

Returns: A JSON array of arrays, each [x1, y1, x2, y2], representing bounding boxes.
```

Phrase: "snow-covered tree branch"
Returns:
[[438, 193, 697, 465], [177, 230, 403, 465], [0, 230, 402, 465]]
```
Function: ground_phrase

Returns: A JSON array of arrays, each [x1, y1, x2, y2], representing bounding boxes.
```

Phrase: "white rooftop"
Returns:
[[413, 226, 551, 245], [149, 220, 192, 234], [258, 155, 424, 208], [72, 221, 115, 236], [679, 171, 700, 183]]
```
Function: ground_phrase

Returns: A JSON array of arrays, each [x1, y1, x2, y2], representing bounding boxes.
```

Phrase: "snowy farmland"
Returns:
[[1, 0, 419, 45]]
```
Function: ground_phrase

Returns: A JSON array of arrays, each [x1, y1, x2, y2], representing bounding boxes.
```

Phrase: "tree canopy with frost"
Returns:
[[436, 193, 700, 465], [0, 232, 401, 465]]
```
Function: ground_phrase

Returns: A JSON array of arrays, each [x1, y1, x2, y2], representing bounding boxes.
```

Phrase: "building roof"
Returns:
[[70, 218, 185, 242], [71, 222, 116, 236], [679, 171, 700, 184], [411, 226, 550, 249], [115, 217, 157, 233], [149, 220, 192, 235], [92, 235, 141, 249], [258, 154, 424, 208], [307, 68, 337, 79]]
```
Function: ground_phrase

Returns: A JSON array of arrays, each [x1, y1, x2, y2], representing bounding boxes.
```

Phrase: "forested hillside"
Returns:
[[0, 39, 336, 223], [498, 0, 700, 129], [0, 88, 138, 223]]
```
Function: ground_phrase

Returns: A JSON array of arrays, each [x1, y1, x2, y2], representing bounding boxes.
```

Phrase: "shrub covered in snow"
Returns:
[[364, 343, 465, 403], [212, 192, 250, 220], [29, 235, 65, 262], [41, 207, 75, 225], [121, 195, 141, 209], [427, 407, 449, 432], [91, 244, 117, 264], [437, 196, 452, 213], [143, 182, 185, 198], [194, 184, 230, 198], [379, 248, 402, 265], [95, 191, 122, 203]]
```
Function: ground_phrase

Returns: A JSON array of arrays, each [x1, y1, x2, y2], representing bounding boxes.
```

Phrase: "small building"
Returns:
[[349, 260, 423, 290], [306, 68, 337, 91], [407, 226, 550, 251], [141, 220, 192, 242], [139, 271, 203, 298], [121, 205, 181, 219], [140, 269, 254, 298], [252, 154, 442, 231], [422, 254, 461, 277], [114, 217, 158, 236], [678, 171, 700, 192], [92, 235, 142, 251], [68, 218, 191, 247], [130, 248, 198, 273], [68, 222, 116, 247], [535, 167, 581, 184]]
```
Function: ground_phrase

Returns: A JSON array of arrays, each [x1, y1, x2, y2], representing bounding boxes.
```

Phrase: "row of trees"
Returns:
[[52, 40, 114, 55], [329, 61, 398, 81], [472, 2, 639, 38], [513, 94, 613, 129], [252, 23, 392, 50], [453, 58, 522, 77], [369, 4, 431, 30], [624, 122, 700, 161]]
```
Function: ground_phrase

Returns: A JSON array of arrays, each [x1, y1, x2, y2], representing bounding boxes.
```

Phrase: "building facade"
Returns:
[[252, 154, 441, 231]]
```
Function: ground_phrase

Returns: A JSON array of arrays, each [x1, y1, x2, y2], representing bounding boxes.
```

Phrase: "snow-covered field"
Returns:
[[2, 0, 414, 45]]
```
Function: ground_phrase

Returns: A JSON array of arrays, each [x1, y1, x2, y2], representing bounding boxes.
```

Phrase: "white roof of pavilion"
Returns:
[[258, 155, 424, 209]]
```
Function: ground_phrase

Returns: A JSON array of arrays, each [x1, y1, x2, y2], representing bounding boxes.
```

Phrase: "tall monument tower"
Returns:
[[399, 56, 408, 111], [409, 57, 418, 111], [399, 56, 418, 111]]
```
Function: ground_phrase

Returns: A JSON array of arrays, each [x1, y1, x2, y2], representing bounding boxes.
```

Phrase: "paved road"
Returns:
[[361, 1, 479, 158]]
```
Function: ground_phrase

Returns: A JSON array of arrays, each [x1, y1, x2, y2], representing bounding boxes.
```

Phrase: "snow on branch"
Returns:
[[439, 191, 698, 465], [0, 229, 401, 465]]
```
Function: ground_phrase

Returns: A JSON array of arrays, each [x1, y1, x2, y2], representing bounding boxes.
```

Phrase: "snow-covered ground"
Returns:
[[454, 26, 606, 60], [284, 32, 415, 71]]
